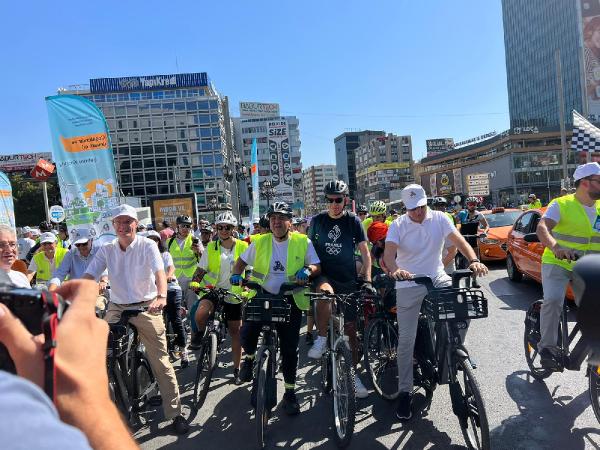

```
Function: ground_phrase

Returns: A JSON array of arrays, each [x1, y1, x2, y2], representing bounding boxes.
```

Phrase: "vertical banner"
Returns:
[[251, 138, 260, 221], [267, 119, 294, 203], [46, 95, 121, 244], [429, 173, 438, 197], [581, 0, 600, 120], [453, 168, 463, 193], [0, 172, 15, 229]]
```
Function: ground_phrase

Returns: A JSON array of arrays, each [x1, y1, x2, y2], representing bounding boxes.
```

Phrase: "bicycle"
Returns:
[[524, 295, 600, 423], [192, 286, 239, 411], [107, 308, 159, 426], [162, 283, 190, 364], [306, 289, 375, 448], [411, 270, 490, 450], [243, 280, 297, 449]]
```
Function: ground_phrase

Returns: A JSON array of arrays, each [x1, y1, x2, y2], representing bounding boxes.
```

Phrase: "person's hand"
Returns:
[[294, 267, 311, 285], [390, 268, 413, 281], [230, 274, 243, 286], [551, 244, 580, 261], [167, 276, 177, 283], [98, 279, 108, 294], [191, 242, 200, 255], [148, 296, 166, 314], [468, 261, 488, 276], [361, 281, 377, 295]]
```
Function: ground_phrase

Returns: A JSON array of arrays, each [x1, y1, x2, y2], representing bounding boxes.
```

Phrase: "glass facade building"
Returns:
[[63, 72, 232, 218], [502, 0, 585, 128]]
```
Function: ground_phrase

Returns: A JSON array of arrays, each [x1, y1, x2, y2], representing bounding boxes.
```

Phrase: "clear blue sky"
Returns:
[[0, 1, 509, 165]]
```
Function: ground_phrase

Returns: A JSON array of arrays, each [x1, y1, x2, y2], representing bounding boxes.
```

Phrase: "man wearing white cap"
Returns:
[[17, 227, 35, 262], [383, 184, 488, 421], [0, 224, 31, 288], [82, 204, 189, 434], [536, 162, 600, 370], [26, 232, 68, 287]]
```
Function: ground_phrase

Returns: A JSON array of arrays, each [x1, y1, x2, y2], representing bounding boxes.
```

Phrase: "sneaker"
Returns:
[[188, 332, 203, 350], [282, 391, 300, 416], [233, 368, 242, 386], [540, 348, 561, 371], [396, 392, 412, 421], [305, 332, 314, 346], [355, 375, 369, 399], [308, 336, 327, 359], [172, 415, 190, 435], [239, 357, 254, 383]]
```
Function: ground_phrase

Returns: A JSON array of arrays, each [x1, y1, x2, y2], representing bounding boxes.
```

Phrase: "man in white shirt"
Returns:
[[0, 225, 31, 288], [83, 204, 189, 435], [17, 227, 35, 261], [383, 184, 488, 421]]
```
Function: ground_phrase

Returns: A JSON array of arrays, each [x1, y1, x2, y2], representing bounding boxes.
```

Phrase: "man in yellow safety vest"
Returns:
[[26, 232, 68, 287], [168, 215, 202, 309], [536, 162, 600, 369]]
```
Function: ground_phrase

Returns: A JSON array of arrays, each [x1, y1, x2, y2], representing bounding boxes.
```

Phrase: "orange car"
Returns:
[[478, 207, 522, 261], [505, 207, 574, 300]]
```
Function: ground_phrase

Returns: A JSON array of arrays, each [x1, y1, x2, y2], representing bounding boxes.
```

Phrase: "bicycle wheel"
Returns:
[[108, 369, 129, 420], [523, 302, 553, 380], [332, 341, 356, 448], [134, 355, 155, 403], [193, 332, 217, 410], [455, 358, 490, 450], [589, 365, 600, 424], [363, 317, 399, 400], [256, 350, 270, 449]]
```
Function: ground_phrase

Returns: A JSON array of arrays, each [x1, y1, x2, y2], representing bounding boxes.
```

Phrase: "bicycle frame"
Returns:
[[560, 302, 590, 371]]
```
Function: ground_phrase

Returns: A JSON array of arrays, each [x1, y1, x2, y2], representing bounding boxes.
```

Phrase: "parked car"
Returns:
[[505, 207, 574, 300], [478, 207, 522, 261]]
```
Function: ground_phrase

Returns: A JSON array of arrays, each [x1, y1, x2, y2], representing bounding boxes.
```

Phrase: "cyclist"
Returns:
[[0, 225, 32, 288], [57, 223, 70, 249], [456, 196, 489, 287], [367, 221, 389, 276], [146, 230, 189, 368], [432, 197, 458, 274], [198, 224, 213, 249], [307, 180, 375, 398], [293, 217, 309, 234], [528, 193, 542, 209], [168, 215, 202, 310], [26, 232, 68, 287], [83, 204, 189, 434], [356, 204, 368, 222], [231, 202, 321, 415], [362, 200, 387, 232], [383, 184, 488, 421], [191, 212, 248, 384], [535, 162, 600, 369], [25, 221, 53, 263]]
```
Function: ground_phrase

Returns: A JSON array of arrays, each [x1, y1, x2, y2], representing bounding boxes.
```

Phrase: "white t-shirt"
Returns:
[[8, 270, 31, 288], [240, 235, 320, 295], [161, 252, 174, 271], [386, 209, 454, 288], [198, 242, 235, 290], [543, 200, 599, 228], [17, 238, 35, 260]]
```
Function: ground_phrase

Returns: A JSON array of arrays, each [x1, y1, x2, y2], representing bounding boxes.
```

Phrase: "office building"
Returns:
[[355, 134, 414, 204], [334, 130, 385, 200], [60, 72, 234, 220], [302, 164, 337, 215]]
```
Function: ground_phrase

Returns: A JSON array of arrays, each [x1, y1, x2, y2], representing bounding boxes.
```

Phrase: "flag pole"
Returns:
[[555, 50, 571, 184], [42, 181, 50, 222]]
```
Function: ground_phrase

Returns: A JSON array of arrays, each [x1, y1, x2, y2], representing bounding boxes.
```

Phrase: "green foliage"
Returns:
[[9, 173, 61, 227]]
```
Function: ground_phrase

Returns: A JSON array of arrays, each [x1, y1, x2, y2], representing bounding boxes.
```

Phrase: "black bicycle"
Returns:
[[411, 270, 490, 450], [192, 286, 238, 411], [162, 285, 190, 364], [243, 281, 297, 449], [107, 308, 159, 426]]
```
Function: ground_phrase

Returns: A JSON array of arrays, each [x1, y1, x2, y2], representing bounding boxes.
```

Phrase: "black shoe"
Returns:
[[180, 355, 189, 369], [305, 332, 314, 346], [540, 348, 561, 371], [172, 415, 190, 435], [282, 391, 300, 416], [239, 358, 254, 383], [233, 368, 242, 386], [396, 392, 412, 421], [189, 333, 203, 350], [251, 385, 257, 409]]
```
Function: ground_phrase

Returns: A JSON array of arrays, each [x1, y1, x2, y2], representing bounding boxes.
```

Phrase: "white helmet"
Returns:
[[215, 211, 238, 227]]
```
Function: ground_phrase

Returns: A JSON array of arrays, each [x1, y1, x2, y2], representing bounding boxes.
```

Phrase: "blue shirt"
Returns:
[[49, 244, 104, 286]]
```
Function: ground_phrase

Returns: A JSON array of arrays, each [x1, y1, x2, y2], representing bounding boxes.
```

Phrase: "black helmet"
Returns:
[[39, 221, 53, 232], [357, 204, 368, 213], [267, 202, 293, 218], [433, 197, 447, 206], [58, 223, 68, 232], [259, 214, 270, 229], [176, 215, 193, 226], [324, 180, 349, 196]]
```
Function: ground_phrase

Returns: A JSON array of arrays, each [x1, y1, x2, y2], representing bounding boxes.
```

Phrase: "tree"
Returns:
[[9, 172, 61, 227]]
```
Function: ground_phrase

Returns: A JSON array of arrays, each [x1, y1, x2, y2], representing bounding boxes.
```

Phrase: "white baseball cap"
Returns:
[[146, 230, 161, 239], [30, 228, 40, 236], [72, 228, 92, 245], [22, 226, 31, 234], [401, 184, 428, 210], [574, 162, 600, 182], [111, 204, 138, 221], [39, 232, 57, 244]]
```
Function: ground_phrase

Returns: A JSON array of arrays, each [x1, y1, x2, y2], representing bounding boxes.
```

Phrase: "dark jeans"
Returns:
[[165, 287, 187, 347], [241, 297, 302, 387]]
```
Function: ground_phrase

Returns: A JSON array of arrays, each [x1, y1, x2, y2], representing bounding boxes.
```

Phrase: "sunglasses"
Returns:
[[179, 224, 191, 228], [326, 197, 344, 204], [407, 205, 426, 212], [217, 225, 233, 231], [74, 242, 89, 248], [358, 212, 367, 215]]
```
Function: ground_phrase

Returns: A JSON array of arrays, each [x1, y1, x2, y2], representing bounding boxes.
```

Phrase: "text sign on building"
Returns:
[[150, 194, 197, 225], [467, 173, 490, 196], [0, 152, 53, 173], [239, 102, 280, 118], [266, 120, 294, 203], [426, 138, 454, 157], [89, 73, 208, 93], [580, 1, 600, 120]]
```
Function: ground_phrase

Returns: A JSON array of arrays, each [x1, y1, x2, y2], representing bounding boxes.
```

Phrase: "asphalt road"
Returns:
[[136, 264, 600, 450]]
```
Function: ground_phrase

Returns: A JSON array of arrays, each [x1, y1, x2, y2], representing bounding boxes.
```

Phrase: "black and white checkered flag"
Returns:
[[572, 110, 600, 152]]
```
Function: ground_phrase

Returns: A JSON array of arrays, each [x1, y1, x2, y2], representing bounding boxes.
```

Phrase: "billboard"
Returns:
[[467, 173, 490, 197], [240, 102, 280, 118], [356, 162, 410, 177], [150, 194, 197, 226], [90, 72, 208, 93], [266, 119, 294, 203], [0, 152, 53, 173], [426, 138, 454, 157], [581, 1, 600, 119]]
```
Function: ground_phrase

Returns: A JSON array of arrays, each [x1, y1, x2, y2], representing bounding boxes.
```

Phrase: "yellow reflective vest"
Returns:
[[33, 247, 68, 282], [168, 234, 197, 278], [200, 238, 249, 303], [542, 194, 600, 270], [528, 200, 542, 210], [249, 233, 309, 310]]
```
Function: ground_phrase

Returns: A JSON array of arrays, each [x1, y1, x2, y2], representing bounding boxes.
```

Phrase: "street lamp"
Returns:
[[260, 179, 276, 208], [208, 197, 218, 223]]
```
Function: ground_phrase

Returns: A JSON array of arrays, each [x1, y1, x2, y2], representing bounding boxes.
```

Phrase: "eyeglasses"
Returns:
[[326, 197, 344, 204], [74, 242, 89, 248], [179, 224, 191, 228], [587, 176, 600, 184], [41, 242, 55, 246], [407, 205, 426, 212], [217, 225, 233, 231], [113, 219, 135, 226], [358, 212, 367, 216], [0, 242, 17, 250]]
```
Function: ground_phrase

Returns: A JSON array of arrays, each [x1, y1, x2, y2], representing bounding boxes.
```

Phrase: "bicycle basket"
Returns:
[[243, 297, 291, 323], [422, 288, 488, 321]]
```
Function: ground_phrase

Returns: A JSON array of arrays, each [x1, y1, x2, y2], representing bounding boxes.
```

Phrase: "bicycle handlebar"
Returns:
[[242, 280, 302, 297]]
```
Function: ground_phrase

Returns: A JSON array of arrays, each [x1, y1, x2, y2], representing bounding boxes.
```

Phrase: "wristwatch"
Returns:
[[157, 294, 167, 299], [469, 258, 481, 264]]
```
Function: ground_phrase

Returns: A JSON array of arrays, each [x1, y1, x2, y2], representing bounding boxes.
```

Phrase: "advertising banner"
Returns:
[[430, 174, 438, 197], [251, 138, 260, 221], [581, 0, 600, 120], [0, 152, 53, 173], [150, 194, 197, 226], [240, 102, 280, 118], [426, 138, 454, 157], [453, 168, 463, 194], [436, 172, 454, 196], [46, 95, 121, 244], [266, 119, 294, 203], [0, 172, 15, 230], [356, 162, 410, 177]]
